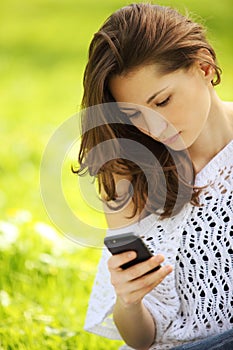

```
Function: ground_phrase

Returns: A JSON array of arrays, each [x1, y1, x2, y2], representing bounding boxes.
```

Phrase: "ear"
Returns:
[[197, 48, 215, 83], [199, 61, 213, 77], [199, 61, 215, 84]]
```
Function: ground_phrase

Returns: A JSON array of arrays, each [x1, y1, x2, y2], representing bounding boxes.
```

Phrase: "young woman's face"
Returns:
[[109, 64, 212, 151]]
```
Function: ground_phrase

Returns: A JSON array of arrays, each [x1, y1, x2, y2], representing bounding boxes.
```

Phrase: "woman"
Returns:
[[75, 3, 233, 349]]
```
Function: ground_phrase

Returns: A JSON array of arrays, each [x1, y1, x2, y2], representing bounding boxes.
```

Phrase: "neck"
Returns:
[[188, 90, 233, 173]]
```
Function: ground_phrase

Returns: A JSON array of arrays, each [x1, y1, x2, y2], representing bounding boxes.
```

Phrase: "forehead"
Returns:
[[109, 64, 185, 103]]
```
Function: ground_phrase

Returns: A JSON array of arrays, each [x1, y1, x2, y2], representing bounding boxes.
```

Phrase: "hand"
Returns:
[[107, 251, 173, 307]]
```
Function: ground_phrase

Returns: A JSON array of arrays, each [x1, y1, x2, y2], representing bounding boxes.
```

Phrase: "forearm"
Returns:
[[113, 297, 156, 350]]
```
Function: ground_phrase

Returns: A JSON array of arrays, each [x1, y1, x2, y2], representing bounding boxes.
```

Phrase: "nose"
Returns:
[[137, 108, 168, 138], [146, 116, 168, 138]]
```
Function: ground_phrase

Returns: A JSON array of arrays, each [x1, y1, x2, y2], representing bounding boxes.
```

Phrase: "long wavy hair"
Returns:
[[74, 3, 221, 219]]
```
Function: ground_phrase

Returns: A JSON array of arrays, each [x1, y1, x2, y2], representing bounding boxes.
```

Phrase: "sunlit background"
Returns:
[[0, 0, 232, 348]]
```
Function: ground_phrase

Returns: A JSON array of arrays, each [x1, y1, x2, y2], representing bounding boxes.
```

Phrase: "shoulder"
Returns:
[[224, 101, 233, 109], [224, 101, 233, 125]]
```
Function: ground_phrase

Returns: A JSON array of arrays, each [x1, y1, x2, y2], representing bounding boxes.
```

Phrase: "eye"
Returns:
[[156, 96, 170, 107]]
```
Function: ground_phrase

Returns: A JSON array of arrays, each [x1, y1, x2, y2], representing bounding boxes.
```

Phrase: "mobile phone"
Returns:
[[104, 232, 161, 272]]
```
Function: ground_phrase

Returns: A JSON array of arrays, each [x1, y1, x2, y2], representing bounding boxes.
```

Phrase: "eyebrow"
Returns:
[[118, 85, 169, 113], [146, 86, 169, 104]]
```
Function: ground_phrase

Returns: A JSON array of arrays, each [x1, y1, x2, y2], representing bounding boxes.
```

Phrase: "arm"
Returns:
[[114, 297, 156, 350], [108, 249, 172, 349], [102, 174, 173, 349]]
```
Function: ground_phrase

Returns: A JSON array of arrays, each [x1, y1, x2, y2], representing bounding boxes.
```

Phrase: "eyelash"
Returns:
[[127, 111, 141, 119], [123, 96, 170, 118], [156, 96, 170, 107]]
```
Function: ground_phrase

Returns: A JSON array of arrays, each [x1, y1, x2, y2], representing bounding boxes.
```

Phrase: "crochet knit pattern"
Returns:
[[84, 140, 233, 350]]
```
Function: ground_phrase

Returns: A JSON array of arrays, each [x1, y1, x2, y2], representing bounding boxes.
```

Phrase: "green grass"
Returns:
[[0, 215, 123, 349], [0, 0, 232, 348]]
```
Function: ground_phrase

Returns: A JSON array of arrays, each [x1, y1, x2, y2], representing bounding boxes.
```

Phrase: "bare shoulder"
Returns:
[[223, 101, 233, 134], [100, 173, 142, 229], [224, 101, 233, 114]]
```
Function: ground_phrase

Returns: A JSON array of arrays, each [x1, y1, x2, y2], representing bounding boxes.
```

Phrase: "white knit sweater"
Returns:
[[84, 140, 233, 350]]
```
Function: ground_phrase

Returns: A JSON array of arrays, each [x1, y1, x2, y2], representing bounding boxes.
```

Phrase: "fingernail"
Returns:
[[153, 254, 164, 263], [165, 265, 173, 272]]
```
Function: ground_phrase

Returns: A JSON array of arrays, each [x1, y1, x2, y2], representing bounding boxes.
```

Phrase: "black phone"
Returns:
[[104, 232, 161, 272]]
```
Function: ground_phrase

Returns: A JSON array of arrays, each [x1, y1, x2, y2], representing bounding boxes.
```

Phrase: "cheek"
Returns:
[[176, 85, 211, 125], [192, 87, 211, 123], [190, 75, 211, 105], [161, 99, 192, 127]]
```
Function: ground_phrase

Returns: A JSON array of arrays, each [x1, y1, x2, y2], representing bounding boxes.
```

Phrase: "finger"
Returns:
[[108, 251, 137, 270], [118, 265, 173, 306], [123, 254, 165, 281], [132, 264, 173, 292]]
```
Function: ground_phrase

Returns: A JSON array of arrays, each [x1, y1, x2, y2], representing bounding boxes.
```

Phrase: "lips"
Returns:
[[160, 132, 181, 145]]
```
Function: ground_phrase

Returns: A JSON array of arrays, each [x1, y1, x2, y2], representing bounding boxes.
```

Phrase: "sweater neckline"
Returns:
[[194, 139, 233, 186]]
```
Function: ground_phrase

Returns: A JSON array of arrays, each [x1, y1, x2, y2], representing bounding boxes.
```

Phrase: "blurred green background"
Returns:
[[0, 0, 232, 349]]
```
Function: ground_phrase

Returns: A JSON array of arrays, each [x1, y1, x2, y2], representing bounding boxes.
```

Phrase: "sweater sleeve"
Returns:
[[84, 223, 140, 340], [84, 209, 190, 344], [84, 245, 120, 339]]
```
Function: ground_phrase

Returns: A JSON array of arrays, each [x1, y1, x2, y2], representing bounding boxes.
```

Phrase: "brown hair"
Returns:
[[74, 3, 221, 219]]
